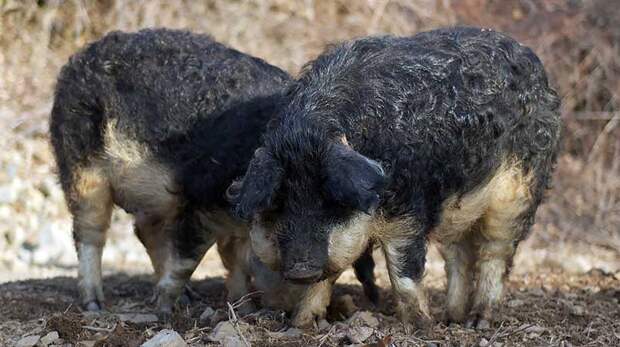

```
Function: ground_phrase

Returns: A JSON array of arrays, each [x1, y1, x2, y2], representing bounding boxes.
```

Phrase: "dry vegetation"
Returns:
[[0, 0, 618, 346]]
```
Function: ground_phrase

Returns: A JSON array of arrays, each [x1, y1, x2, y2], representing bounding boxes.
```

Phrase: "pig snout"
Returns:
[[283, 262, 323, 284]]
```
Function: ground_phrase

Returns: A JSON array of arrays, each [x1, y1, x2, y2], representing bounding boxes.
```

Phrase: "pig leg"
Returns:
[[134, 213, 169, 282], [217, 235, 256, 315], [382, 235, 432, 328], [439, 234, 476, 323], [152, 211, 214, 314], [70, 167, 113, 311], [353, 244, 379, 305], [134, 213, 195, 305], [466, 238, 516, 329], [467, 167, 535, 329], [291, 277, 337, 328]]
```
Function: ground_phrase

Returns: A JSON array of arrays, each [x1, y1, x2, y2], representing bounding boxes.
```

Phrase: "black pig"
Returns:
[[229, 27, 561, 328]]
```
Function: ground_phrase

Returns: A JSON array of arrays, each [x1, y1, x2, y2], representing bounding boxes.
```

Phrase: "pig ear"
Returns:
[[226, 148, 283, 220], [324, 143, 387, 215]]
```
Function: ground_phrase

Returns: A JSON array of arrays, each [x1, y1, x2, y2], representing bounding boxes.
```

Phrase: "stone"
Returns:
[[76, 342, 97, 347], [210, 321, 245, 342], [15, 335, 40, 347], [284, 328, 303, 338], [570, 305, 585, 316], [209, 308, 230, 325], [40, 331, 60, 346], [346, 326, 374, 344], [507, 299, 524, 308], [116, 313, 159, 324], [199, 306, 216, 322], [347, 311, 379, 327], [523, 324, 546, 334], [222, 336, 246, 347], [141, 329, 187, 347], [318, 319, 331, 332]]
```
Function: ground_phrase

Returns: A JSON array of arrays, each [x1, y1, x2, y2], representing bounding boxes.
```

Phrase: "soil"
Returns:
[[1, 269, 618, 346]]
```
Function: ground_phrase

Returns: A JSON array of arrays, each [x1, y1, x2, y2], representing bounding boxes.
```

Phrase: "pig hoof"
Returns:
[[465, 313, 491, 330], [235, 301, 257, 317], [158, 311, 173, 323], [291, 313, 318, 330], [84, 300, 103, 311], [178, 293, 192, 307]]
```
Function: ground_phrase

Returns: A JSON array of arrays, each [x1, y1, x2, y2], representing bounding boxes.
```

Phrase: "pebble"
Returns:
[[210, 321, 247, 342], [570, 305, 585, 316], [15, 335, 40, 347], [40, 331, 60, 346], [283, 328, 303, 338], [318, 319, 331, 332], [346, 326, 374, 344], [199, 306, 216, 322], [347, 311, 379, 327], [141, 329, 187, 347], [222, 336, 246, 347], [507, 299, 524, 308]]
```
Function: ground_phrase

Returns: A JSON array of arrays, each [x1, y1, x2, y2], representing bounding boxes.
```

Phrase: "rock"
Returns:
[[479, 338, 489, 347], [116, 313, 159, 324], [284, 328, 303, 338], [570, 305, 585, 316], [222, 336, 246, 347], [209, 308, 230, 325], [523, 324, 546, 334], [199, 306, 216, 322], [210, 321, 248, 342], [40, 331, 60, 346], [15, 335, 40, 347], [347, 311, 379, 328], [141, 329, 187, 347], [318, 319, 331, 332], [77, 341, 97, 347], [346, 326, 374, 344], [507, 299, 524, 308]]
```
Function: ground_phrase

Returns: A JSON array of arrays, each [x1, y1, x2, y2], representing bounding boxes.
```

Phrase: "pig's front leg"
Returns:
[[382, 235, 432, 328], [291, 276, 337, 328]]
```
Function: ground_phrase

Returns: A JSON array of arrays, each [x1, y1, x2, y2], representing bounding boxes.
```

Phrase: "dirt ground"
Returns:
[[1, 1, 619, 346], [1, 246, 618, 347]]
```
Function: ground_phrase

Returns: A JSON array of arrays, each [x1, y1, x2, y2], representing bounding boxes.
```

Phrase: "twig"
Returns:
[[317, 325, 336, 347], [227, 302, 250, 347], [82, 323, 117, 333], [63, 303, 73, 314], [487, 321, 505, 346]]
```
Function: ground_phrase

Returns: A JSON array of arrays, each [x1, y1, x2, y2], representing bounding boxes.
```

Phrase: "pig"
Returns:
[[217, 232, 379, 317], [50, 28, 292, 313], [227, 27, 561, 328]]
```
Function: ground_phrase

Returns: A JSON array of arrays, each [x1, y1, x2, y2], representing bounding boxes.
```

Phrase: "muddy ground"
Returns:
[[1, 259, 618, 346]]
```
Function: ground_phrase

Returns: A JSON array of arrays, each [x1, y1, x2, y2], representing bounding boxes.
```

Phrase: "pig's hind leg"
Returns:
[[466, 165, 535, 329], [149, 210, 214, 314], [69, 166, 113, 311]]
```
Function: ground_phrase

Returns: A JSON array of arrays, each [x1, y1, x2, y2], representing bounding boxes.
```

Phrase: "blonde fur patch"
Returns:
[[103, 120, 179, 218], [327, 213, 371, 272], [292, 278, 335, 328], [434, 160, 533, 244]]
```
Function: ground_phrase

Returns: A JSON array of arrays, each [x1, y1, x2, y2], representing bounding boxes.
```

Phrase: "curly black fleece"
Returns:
[[50, 28, 291, 210], [232, 27, 561, 280]]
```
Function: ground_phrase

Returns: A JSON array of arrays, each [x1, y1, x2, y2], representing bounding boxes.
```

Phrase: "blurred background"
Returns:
[[0, 0, 618, 282]]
